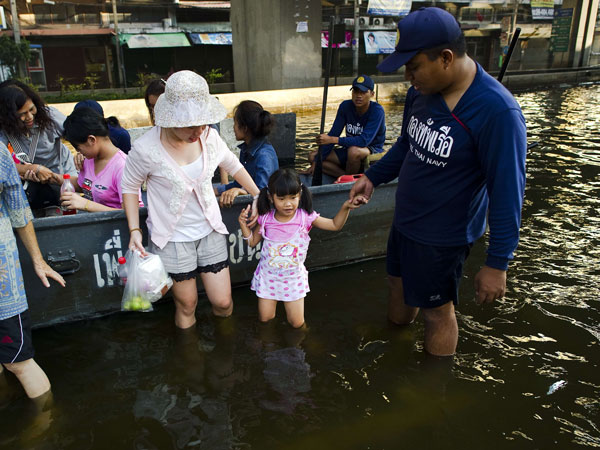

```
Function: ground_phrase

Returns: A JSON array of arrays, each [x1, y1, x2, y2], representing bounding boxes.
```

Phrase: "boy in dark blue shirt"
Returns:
[[350, 8, 527, 357], [309, 75, 386, 177]]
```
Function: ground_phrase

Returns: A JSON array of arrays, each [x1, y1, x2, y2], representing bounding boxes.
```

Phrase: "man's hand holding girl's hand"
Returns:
[[343, 199, 362, 210], [349, 175, 374, 206]]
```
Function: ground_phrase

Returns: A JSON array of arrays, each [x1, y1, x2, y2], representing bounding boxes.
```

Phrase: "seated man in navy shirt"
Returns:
[[309, 75, 386, 178]]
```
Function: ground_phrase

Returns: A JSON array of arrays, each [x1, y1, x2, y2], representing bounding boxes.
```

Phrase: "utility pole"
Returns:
[[111, 0, 125, 88], [9, 0, 25, 78], [511, 0, 519, 41], [353, 0, 360, 76]]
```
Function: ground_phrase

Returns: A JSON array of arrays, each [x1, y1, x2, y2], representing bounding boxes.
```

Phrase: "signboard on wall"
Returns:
[[0, 7, 6, 30], [550, 8, 573, 52], [367, 0, 412, 17], [531, 0, 554, 20], [321, 31, 353, 48], [188, 33, 232, 45], [363, 31, 397, 54]]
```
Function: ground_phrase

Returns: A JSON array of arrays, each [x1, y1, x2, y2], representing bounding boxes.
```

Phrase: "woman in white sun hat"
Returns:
[[121, 70, 260, 329]]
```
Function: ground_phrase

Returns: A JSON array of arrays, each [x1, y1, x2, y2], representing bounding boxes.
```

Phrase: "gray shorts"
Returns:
[[149, 231, 229, 280]]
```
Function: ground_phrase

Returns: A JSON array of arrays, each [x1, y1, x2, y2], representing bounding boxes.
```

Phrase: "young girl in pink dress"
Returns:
[[238, 168, 358, 328]]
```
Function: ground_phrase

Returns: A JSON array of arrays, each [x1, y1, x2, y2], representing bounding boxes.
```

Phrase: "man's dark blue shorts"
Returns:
[[331, 145, 378, 170], [386, 227, 472, 308]]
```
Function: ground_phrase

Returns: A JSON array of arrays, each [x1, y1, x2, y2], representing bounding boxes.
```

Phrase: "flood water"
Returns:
[[2, 83, 600, 449]]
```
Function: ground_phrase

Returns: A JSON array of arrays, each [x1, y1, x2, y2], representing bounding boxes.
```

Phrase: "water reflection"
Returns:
[[2, 83, 600, 449]]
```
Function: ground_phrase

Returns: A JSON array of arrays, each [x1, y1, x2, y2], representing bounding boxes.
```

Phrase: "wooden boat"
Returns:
[[18, 180, 396, 328]]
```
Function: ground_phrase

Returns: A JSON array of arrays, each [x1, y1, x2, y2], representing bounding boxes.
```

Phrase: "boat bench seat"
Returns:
[[364, 149, 388, 170]]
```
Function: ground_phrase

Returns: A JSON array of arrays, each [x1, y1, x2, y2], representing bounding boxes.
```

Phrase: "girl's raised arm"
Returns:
[[312, 199, 359, 231], [238, 204, 263, 247]]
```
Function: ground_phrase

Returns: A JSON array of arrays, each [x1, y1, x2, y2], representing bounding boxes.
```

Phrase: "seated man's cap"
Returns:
[[377, 7, 462, 73], [351, 75, 374, 92]]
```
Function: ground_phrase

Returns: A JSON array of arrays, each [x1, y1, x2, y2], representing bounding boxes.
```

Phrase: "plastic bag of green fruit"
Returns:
[[122, 294, 152, 312], [120, 250, 156, 312]]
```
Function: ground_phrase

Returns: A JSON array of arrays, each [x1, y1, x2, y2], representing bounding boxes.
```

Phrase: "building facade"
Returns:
[[0, 0, 598, 92]]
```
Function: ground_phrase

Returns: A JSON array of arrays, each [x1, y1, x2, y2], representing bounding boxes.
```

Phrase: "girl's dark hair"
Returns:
[[145, 79, 166, 124], [233, 100, 275, 139], [63, 107, 109, 147], [257, 168, 313, 215], [0, 79, 52, 136]]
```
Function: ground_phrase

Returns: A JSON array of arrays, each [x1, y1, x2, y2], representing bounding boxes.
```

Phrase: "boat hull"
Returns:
[[18, 181, 396, 328]]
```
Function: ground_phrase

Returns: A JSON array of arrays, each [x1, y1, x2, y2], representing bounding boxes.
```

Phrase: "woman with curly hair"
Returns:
[[0, 80, 76, 213]]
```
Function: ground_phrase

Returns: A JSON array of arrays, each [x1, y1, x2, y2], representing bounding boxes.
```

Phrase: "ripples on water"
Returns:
[[2, 84, 600, 450]]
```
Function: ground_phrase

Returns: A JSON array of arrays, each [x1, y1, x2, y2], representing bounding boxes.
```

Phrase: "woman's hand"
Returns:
[[128, 230, 146, 256], [51, 173, 64, 185], [219, 187, 247, 208], [74, 152, 85, 171], [32, 258, 66, 288], [59, 191, 86, 211], [23, 167, 41, 183], [35, 165, 55, 184]]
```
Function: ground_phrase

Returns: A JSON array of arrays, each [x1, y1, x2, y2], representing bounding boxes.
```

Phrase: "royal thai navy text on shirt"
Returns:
[[407, 116, 454, 158], [410, 144, 448, 168]]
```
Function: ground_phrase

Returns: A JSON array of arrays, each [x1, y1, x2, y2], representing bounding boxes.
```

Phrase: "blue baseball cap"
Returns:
[[351, 75, 374, 92], [108, 124, 131, 154], [377, 7, 462, 73], [74, 99, 104, 116]]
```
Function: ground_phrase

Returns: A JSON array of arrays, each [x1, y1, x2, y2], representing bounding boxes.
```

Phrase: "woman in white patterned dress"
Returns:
[[122, 71, 260, 329]]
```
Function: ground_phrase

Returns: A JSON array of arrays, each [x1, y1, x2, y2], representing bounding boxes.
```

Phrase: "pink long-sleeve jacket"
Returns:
[[122, 126, 243, 249]]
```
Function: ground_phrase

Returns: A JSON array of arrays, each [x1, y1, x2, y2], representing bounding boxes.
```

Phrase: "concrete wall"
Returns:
[[231, 0, 322, 91], [49, 68, 600, 130], [50, 81, 408, 130]]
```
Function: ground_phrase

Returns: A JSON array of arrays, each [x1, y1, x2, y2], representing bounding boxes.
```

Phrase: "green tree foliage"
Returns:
[[0, 35, 31, 77], [205, 68, 224, 84]]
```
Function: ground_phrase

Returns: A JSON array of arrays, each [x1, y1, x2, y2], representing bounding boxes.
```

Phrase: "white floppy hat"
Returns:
[[153, 70, 227, 128]]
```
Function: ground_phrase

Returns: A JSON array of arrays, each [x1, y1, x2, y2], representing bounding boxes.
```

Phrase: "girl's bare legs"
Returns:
[[171, 277, 199, 329], [199, 267, 233, 317], [3, 359, 50, 399], [258, 298, 277, 322], [283, 298, 305, 329]]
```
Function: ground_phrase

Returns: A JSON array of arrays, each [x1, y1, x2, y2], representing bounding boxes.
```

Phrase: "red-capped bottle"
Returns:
[[118, 257, 128, 285], [60, 174, 76, 215]]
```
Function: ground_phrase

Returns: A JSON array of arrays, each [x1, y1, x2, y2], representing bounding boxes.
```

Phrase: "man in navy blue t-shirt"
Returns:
[[309, 75, 386, 177], [350, 8, 527, 357]]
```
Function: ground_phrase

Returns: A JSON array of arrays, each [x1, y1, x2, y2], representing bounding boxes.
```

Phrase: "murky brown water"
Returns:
[[2, 83, 600, 450]]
